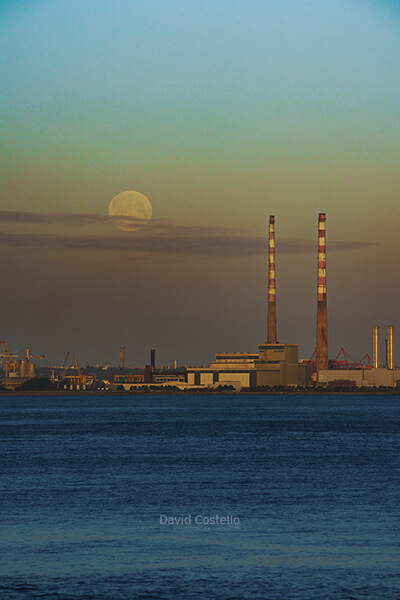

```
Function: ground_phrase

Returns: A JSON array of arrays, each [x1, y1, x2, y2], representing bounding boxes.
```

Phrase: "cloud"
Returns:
[[0, 209, 241, 235], [0, 210, 146, 227], [0, 230, 376, 257], [0, 210, 377, 255]]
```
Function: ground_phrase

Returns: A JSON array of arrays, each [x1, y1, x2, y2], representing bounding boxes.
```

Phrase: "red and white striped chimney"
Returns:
[[267, 215, 277, 343], [316, 213, 328, 375]]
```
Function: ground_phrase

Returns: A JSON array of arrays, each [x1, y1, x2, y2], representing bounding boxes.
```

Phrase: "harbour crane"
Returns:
[[73, 355, 96, 388], [73, 355, 83, 388], [1, 341, 19, 377], [0, 341, 44, 378]]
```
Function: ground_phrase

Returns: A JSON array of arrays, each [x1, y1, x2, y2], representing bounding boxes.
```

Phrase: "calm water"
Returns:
[[0, 394, 399, 599]]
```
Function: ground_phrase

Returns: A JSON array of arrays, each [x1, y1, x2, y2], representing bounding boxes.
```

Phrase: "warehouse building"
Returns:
[[318, 367, 400, 388]]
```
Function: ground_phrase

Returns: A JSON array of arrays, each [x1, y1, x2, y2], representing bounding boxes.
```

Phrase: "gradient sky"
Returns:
[[1, 0, 400, 367]]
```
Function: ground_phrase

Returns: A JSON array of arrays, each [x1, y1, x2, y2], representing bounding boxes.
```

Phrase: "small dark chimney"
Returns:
[[145, 365, 152, 383]]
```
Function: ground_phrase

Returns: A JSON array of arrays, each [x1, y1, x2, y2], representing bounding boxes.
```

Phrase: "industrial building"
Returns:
[[318, 325, 400, 388], [187, 344, 305, 389], [318, 367, 400, 388], [112, 349, 188, 390]]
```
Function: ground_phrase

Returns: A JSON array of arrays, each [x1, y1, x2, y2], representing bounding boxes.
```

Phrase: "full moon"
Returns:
[[108, 191, 153, 231]]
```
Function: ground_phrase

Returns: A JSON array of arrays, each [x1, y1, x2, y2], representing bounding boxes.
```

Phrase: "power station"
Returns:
[[188, 212, 399, 390], [1, 212, 398, 391]]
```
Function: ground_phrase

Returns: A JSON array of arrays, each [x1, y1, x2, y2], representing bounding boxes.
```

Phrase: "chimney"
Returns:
[[387, 326, 394, 370], [316, 213, 328, 377], [267, 215, 277, 343], [119, 346, 125, 370], [373, 327, 379, 369], [150, 349, 156, 372], [145, 365, 152, 382]]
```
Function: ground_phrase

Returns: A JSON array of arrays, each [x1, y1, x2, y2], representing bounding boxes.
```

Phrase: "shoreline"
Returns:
[[0, 388, 400, 397]]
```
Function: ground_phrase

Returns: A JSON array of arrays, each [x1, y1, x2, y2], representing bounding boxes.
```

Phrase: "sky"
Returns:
[[1, 0, 400, 367]]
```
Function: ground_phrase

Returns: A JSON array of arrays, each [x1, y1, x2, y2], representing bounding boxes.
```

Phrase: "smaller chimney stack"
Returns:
[[373, 327, 379, 369], [119, 346, 125, 370], [145, 365, 152, 382], [387, 326, 395, 370]]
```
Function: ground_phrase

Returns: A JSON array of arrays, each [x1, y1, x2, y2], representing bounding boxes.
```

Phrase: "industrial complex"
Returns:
[[1, 212, 399, 391]]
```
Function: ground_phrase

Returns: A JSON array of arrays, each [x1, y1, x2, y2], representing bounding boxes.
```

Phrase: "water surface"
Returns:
[[0, 394, 399, 599]]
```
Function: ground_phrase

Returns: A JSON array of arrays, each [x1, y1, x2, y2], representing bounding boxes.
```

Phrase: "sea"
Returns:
[[0, 394, 399, 600]]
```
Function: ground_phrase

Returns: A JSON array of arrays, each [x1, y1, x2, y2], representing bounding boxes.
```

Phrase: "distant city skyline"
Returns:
[[1, 0, 400, 366]]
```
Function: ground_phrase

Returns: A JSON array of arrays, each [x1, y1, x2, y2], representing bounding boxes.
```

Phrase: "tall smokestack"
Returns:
[[267, 215, 277, 343], [386, 338, 388, 368], [316, 213, 328, 376], [150, 349, 156, 372], [119, 346, 125, 370], [387, 326, 394, 370], [373, 327, 379, 369]]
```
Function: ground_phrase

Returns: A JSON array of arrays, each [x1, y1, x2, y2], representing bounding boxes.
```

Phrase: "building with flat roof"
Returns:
[[318, 367, 400, 388], [255, 343, 305, 387], [187, 343, 305, 390]]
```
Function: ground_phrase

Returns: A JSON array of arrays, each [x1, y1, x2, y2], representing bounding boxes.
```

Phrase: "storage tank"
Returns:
[[19, 361, 36, 378]]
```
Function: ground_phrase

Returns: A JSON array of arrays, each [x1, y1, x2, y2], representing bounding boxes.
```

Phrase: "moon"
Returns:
[[108, 191, 153, 231]]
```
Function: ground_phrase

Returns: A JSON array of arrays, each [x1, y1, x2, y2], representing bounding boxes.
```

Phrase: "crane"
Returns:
[[1, 341, 44, 378], [73, 355, 83, 388], [1, 341, 19, 377], [73, 355, 96, 388]]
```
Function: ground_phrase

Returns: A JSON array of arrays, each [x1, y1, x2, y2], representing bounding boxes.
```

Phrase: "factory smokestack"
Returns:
[[387, 326, 394, 370], [267, 215, 277, 344], [316, 213, 328, 376], [145, 365, 152, 382], [119, 346, 125, 370], [373, 327, 379, 369], [151, 349, 156, 372]]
